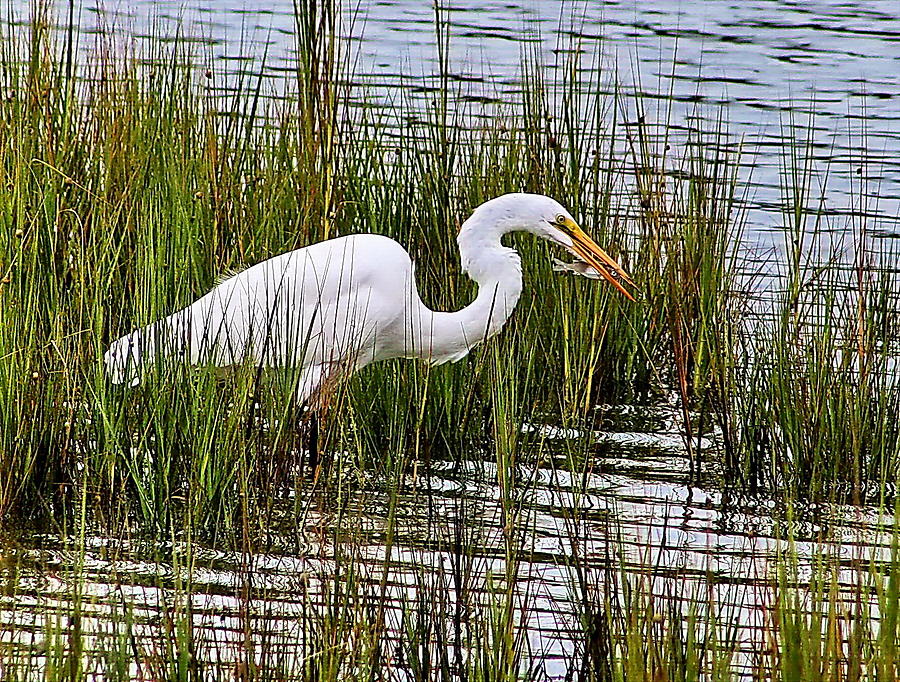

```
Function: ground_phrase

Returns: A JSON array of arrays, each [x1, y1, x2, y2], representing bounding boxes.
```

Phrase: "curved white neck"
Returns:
[[413, 217, 523, 363]]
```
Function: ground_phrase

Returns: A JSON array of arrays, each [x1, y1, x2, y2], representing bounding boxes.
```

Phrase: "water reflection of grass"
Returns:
[[2, 1, 900, 678]]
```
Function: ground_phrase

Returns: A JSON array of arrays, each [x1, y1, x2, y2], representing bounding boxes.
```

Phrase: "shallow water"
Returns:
[[1, 403, 895, 677]]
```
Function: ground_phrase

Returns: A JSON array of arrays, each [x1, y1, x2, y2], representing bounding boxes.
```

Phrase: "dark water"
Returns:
[[2, 0, 900, 675]]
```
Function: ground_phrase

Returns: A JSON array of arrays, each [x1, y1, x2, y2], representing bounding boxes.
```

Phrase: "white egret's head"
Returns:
[[471, 193, 636, 300]]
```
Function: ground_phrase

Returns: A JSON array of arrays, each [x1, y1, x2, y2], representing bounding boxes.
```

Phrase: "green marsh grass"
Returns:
[[0, 0, 749, 528], [701, 119, 900, 502]]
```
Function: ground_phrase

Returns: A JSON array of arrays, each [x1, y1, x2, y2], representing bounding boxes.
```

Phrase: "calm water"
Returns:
[[3, 0, 900, 675]]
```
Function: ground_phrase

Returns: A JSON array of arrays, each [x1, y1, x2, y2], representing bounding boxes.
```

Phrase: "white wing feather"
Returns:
[[103, 234, 415, 398]]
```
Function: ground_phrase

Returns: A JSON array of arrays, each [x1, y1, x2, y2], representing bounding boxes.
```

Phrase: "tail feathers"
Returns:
[[103, 333, 137, 386], [104, 316, 187, 386], [103, 329, 151, 386]]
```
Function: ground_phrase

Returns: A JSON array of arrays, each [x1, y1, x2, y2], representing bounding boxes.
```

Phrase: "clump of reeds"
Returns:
[[0, 0, 689, 529], [3, 0, 900, 532], [697, 119, 900, 503]]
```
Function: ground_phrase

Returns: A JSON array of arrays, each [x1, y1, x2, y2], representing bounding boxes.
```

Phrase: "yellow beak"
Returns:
[[566, 224, 636, 301]]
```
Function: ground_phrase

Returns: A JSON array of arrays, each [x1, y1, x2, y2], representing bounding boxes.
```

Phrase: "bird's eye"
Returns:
[[555, 214, 567, 227]]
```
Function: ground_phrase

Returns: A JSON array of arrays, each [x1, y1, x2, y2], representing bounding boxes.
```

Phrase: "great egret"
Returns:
[[104, 193, 634, 400]]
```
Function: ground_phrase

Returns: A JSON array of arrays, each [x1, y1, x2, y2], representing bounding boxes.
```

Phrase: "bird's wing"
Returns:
[[183, 234, 413, 371]]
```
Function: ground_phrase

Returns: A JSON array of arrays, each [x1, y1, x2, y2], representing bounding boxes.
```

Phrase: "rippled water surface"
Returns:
[[1, 404, 896, 676], [6, 0, 898, 244]]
